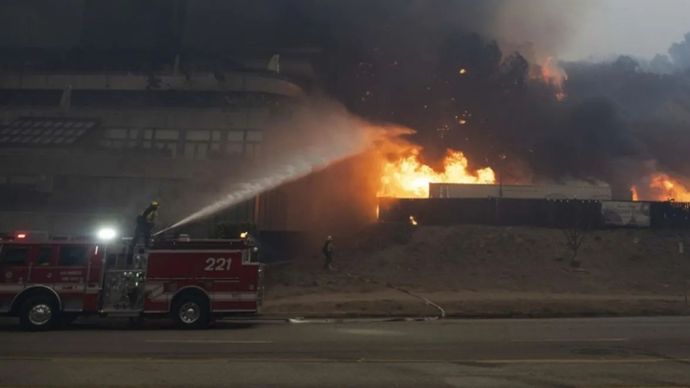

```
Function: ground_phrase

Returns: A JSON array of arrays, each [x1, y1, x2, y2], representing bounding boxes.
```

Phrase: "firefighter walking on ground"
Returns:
[[133, 201, 159, 248], [322, 235, 334, 270]]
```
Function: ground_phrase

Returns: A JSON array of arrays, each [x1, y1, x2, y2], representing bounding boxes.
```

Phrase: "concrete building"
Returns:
[[0, 70, 304, 236], [0, 1, 338, 240]]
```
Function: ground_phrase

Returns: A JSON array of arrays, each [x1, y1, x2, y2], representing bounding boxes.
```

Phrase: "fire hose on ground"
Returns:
[[345, 272, 446, 319]]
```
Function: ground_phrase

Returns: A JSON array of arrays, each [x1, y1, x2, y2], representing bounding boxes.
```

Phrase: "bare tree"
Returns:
[[562, 225, 586, 268], [561, 203, 590, 268]]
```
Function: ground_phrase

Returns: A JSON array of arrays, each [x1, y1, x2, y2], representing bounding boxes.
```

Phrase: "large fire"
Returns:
[[649, 173, 690, 202], [631, 185, 640, 201], [633, 173, 690, 202], [541, 57, 568, 102], [378, 147, 496, 198]]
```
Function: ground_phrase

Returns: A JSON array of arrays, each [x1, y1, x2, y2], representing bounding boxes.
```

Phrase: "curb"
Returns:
[[219, 316, 441, 324], [221, 311, 690, 324]]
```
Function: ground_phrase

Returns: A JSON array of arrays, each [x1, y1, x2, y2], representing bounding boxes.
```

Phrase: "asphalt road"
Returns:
[[1, 316, 690, 387]]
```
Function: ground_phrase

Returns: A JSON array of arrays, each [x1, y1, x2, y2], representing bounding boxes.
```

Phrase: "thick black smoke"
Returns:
[[3, 0, 690, 198], [299, 2, 690, 198]]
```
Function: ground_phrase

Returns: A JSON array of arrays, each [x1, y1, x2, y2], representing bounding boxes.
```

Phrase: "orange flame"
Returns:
[[541, 57, 568, 101], [378, 147, 496, 198], [649, 173, 690, 202], [631, 186, 640, 201]]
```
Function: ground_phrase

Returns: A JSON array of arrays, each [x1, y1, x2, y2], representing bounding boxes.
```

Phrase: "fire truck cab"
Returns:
[[0, 233, 263, 330]]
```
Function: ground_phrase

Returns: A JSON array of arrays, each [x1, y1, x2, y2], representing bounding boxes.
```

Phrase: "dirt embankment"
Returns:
[[262, 224, 690, 318]]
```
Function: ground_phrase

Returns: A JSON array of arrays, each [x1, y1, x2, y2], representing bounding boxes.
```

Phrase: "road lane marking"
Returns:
[[339, 328, 404, 336], [145, 339, 273, 344], [511, 338, 629, 343], [2, 356, 689, 365]]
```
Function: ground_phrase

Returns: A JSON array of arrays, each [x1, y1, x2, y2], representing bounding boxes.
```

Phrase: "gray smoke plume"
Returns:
[[2, 0, 689, 200], [170, 1, 690, 198], [302, 2, 690, 197], [158, 99, 407, 233]]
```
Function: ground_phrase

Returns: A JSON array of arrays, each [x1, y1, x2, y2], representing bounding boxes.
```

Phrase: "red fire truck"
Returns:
[[0, 232, 263, 330]]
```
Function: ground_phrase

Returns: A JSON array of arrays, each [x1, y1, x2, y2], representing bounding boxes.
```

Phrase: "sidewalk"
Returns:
[[261, 289, 690, 319]]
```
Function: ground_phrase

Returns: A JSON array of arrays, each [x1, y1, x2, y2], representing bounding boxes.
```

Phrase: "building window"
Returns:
[[151, 129, 179, 157], [0, 117, 96, 146], [183, 130, 226, 160], [246, 131, 262, 142], [99, 127, 261, 160], [102, 128, 179, 157]]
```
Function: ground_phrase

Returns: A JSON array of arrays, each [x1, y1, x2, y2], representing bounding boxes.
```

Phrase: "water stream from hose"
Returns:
[[155, 104, 403, 235], [156, 145, 363, 234]]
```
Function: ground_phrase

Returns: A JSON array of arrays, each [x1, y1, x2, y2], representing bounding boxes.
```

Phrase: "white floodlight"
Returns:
[[96, 227, 118, 241]]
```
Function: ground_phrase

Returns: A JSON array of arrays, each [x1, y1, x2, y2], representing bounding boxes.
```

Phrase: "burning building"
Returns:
[[2, 1, 690, 236]]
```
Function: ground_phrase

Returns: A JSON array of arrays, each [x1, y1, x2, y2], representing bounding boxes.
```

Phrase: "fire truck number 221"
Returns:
[[0, 233, 263, 330]]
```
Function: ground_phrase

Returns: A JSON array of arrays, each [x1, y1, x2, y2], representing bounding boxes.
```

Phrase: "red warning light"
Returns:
[[16, 233, 27, 239]]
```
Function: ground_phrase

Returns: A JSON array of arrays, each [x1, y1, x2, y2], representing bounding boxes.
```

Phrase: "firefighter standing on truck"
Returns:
[[133, 201, 159, 247]]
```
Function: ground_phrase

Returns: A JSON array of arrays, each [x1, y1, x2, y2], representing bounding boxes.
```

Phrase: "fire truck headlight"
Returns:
[[96, 227, 118, 241]]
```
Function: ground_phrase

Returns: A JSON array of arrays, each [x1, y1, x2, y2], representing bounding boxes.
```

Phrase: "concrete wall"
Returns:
[[429, 183, 613, 201], [0, 72, 304, 97]]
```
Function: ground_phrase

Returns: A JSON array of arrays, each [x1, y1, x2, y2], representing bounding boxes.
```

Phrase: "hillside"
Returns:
[[262, 224, 690, 317]]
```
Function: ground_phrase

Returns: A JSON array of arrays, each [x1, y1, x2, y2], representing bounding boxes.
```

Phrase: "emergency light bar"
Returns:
[[3, 230, 109, 242], [1, 231, 49, 241]]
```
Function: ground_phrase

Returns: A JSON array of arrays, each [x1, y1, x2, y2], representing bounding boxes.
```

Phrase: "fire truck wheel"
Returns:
[[172, 294, 209, 330], [19, 295, 60, 331]]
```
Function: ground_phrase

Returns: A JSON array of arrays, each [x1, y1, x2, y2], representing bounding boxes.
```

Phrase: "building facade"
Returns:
[[0, 70, 303, 236]]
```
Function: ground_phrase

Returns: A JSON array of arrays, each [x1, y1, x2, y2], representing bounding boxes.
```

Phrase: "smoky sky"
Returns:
[[3, 1, 687, 60], [293, 1, 690, 195], [561, 0, 690, 61]]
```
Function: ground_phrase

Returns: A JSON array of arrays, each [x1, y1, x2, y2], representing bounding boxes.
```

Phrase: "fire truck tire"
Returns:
[[172, 294, 210, 330], [19, 295, 60, 331]]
